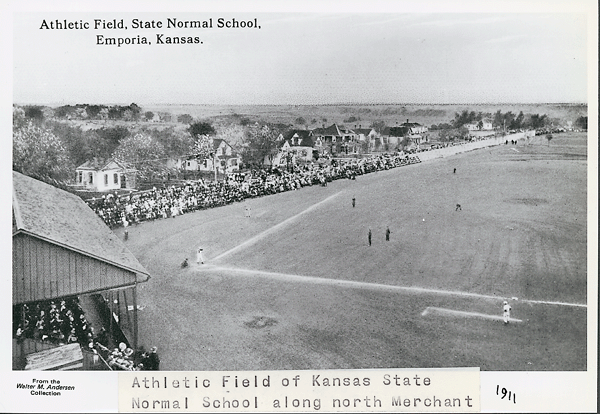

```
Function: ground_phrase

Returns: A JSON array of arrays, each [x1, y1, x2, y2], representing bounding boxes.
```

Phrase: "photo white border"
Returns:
[[2, 1, 597, 412]]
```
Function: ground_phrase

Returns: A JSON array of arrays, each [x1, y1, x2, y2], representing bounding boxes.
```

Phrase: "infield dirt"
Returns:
[[124, 133, 587, 371]]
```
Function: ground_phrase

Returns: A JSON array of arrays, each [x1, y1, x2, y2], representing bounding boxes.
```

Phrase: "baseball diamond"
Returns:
[[124, 132, 587, 371]]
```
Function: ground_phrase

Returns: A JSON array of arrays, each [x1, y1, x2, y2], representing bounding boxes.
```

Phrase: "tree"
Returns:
[[528, 113, 548, 129], [502, 111, 515, 131], [122, 109, 134, 122], [575, 116, 587, 130], [108, 106, 123, 120], [510, 111, 524, 130], [191, 134, 213, 160], [295, 117, 306, 126], [215, 123, 245, 149], [145, 111, 155, 121], [86, 105, 105, 119], [93, 126, 130, 159], [112, 133, 167, 180], [458, 126, 470, 140], [98, 107, 109, 120], [242, 123, 281, 168], [128, 103, 142, 121], [48, 121, 91, 167], [13, 121, 74, 182], [493, 110, 504, 129], [23, 106, 45, 123], [370, 120, 386, 133], [150, 127, 194, 158], [177, 114, 194, 124], [439, 127, 469, 142], [546, 134, 553, 146], [13, 106, 27, 129], [452, 110, 476, 128], [189, 121, 215, 137]]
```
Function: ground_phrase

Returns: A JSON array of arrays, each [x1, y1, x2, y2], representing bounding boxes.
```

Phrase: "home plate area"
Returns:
[[421, 306, 523, 323]]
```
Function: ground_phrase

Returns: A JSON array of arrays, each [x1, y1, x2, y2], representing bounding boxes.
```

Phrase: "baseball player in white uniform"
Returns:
[[503, 301, 512, 324]]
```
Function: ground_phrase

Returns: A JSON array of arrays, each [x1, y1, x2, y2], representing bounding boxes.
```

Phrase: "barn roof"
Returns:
[[12, 171, 150, 282]]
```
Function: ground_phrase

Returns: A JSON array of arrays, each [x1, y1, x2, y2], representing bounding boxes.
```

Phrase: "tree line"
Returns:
[[12, 104, 285, 185], [13, 103, 587, 187]]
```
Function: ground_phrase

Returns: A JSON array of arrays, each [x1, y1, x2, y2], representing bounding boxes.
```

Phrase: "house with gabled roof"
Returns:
[[401, 119, 428, 135], [76, 158, 136, 192], [184, 138, 241, 174], [352, 127, 377, 152], [12, 171, 150, 369], [312, 124, 359, 155], [465, 119, 493, 131], [396, 119, 429, 145], [270, 130, 316, 166]]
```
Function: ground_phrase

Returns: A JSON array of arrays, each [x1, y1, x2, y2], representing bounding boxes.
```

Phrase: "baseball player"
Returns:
[[503, 300, 512, 324]]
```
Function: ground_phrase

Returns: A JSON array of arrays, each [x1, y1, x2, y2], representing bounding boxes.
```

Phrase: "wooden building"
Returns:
[[12, 171, 150, 369], [75, 158, 137, 192]]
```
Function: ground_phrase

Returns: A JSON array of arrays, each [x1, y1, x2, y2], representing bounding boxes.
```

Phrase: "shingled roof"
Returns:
[[12, 171, 150, 282], [313, 124, 343, 136]]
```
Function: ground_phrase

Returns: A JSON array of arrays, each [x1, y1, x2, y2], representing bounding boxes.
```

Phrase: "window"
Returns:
[[104, 174, 108, 185], [78, 171, 82, 183], [114, 173, 118, 184], [187, 161, 191, 167], [89, 173, 93, 184]]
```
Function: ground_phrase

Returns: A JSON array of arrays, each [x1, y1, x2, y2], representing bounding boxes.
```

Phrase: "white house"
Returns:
[[353, 127, 378, 147], [181, 138, 241, 175], [311, 124, 359, 155], [401, 119, 428, 135], [465, 119, 493, 131], [75, 159, 136, 192], [271, 130, 315, 166]]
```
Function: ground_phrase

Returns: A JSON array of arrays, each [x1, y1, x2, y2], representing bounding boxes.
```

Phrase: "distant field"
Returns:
[[141, 103, 587, 128], [124, 132, 587, 371]]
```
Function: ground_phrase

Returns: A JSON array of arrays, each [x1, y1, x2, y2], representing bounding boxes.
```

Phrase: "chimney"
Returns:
[[407, 119, 409, 124]]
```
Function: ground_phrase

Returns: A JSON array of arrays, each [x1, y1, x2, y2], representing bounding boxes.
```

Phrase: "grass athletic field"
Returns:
[[124, 133, 587, 371]]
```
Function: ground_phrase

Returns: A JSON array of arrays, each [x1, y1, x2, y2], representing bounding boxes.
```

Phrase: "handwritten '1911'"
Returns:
[[496, 385, 516, 404]]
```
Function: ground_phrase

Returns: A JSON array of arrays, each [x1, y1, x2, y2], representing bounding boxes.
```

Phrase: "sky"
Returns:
[[10, 6, 592, 106]]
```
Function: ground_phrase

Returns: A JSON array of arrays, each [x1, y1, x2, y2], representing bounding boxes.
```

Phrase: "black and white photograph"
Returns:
[[3, 0, 597, 412]]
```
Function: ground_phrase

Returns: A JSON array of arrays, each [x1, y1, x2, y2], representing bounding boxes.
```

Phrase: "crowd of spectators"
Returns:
[[13, 296, 160, 371], [94, 342, 160, 371], [13, 297, 94, 348], [87, 153, 421, 229]]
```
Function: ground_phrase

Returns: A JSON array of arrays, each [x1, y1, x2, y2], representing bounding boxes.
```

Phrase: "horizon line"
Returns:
[[14, 101, 589, 108]]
